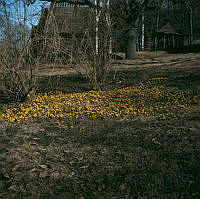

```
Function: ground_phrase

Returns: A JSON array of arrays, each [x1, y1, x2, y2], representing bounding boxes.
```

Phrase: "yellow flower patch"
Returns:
[[0, 83, 199, 123], [149, 77, 168, 81]]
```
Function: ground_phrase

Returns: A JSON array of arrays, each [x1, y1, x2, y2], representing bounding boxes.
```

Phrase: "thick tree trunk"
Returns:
[[126, 28, 137, 59]]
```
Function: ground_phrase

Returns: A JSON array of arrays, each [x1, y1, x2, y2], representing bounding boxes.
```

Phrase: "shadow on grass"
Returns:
[[34, 64, 200, 97], [167, 45, 200, 54], [47, 111, 199, 198], [37, 74, 90, 94], [1, 114, 199, 198], [70, 116, 200, 198]]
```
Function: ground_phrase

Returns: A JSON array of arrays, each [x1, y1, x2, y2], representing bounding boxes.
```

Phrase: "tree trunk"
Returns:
[[189, 8, 193, 45], [141, 13, 145, 50], [126, 28, 137, 59], [94, 0, 102, 55]]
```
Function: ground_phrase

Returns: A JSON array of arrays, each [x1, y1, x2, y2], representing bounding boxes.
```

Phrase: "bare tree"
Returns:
[[29, 0, 112, 90], [0, 0, 46, 102]]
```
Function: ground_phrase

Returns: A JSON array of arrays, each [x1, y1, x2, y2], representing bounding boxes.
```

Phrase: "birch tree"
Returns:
[[30, 0, 112, 89]]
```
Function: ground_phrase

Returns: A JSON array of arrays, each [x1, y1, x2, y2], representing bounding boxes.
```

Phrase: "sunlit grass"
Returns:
[[0, 79, 199, 123]]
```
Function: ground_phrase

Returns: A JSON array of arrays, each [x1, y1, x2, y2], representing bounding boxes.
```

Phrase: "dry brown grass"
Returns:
[[32, 52, 200, 78], [0, 52, 200, 198]]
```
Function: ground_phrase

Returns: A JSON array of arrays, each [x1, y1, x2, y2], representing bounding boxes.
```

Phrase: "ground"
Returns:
[[0, 51, 200, 199]]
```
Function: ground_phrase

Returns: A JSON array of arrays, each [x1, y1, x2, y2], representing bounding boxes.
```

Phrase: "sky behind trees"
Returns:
[[0, 0, 50, 27]]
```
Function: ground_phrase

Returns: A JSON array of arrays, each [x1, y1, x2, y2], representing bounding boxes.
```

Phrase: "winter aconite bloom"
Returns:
[[0, 82, 199, 123]]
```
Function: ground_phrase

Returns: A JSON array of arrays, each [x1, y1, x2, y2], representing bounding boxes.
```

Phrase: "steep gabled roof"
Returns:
[[158, 23, 182, 35], [40, 0, 93, 7], [52, 7, 90, 33], [35, 6, 91, 34]]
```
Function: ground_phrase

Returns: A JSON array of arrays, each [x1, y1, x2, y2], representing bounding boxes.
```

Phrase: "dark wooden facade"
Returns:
[[152, 23, 184, 50], [30, 3, 93, 59]]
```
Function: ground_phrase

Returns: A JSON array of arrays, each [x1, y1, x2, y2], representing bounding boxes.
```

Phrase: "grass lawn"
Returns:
[[0, 52, 200, 198]]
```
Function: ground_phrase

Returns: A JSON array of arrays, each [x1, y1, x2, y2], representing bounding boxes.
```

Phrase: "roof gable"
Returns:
[[158, 23, 181, 35]]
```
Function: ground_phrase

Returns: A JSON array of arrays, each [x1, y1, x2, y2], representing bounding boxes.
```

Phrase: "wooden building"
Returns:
[[152, 23, 184, 51], [30, 3, 93, 59]]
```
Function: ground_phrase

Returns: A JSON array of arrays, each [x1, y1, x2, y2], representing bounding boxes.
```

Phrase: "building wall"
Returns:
[[31, 6, 94, 59]]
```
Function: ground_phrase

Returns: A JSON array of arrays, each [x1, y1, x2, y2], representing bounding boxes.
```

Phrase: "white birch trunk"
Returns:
[[94, 0, 102, 55], [141, 13, 145, 50], [105, 0, 112, 54], [95, 24, 99, 54]]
